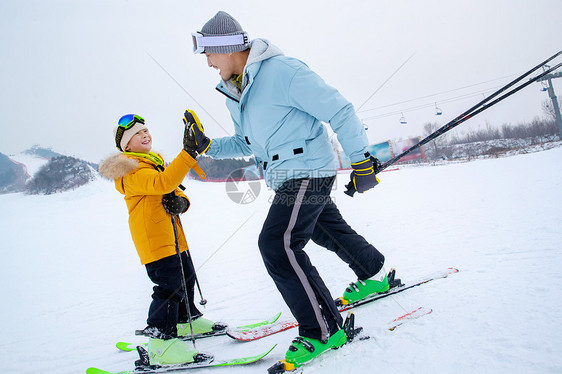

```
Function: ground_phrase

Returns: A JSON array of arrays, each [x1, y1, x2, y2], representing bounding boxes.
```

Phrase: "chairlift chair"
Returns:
[[435, 103, 443, 115], [399, 113, 407, 124]]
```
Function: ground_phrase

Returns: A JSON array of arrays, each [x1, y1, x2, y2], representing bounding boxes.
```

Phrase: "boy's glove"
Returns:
[[183, 109, 211, 155], [350, 156, 380, 193], [183, 126, 197, 159], [162, 193, 190, 215]]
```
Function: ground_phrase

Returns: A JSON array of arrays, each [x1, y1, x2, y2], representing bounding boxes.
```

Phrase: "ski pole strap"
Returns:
[[192, 162, 206, 180]]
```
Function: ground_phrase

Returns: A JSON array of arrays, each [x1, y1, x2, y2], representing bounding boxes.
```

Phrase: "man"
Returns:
[[187, 11, 389, 368]]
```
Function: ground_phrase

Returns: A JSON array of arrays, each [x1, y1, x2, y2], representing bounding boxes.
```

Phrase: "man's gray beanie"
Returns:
[[200, 11, 250, 54]]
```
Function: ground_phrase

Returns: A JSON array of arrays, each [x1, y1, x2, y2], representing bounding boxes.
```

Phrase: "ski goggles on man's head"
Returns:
[[118, 114, 145, 129], [191, 32, 249, 54]]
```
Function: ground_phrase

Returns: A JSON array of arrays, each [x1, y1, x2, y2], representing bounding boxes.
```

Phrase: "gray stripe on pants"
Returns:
[[282, 179, 329, 341]]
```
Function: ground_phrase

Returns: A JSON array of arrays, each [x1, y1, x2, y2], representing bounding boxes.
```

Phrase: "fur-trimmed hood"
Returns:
[[98, 153, 140, 181]]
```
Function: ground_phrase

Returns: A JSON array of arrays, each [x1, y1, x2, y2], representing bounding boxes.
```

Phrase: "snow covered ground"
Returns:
[[1, 147, 561, 374]]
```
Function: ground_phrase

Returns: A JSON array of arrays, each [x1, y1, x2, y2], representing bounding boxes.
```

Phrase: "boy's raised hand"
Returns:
[[183, 109, 211, 154], [182, 125, 197, 159]]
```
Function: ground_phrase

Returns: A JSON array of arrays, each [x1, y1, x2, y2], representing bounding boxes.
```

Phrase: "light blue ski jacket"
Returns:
[[207, 38, 370, 191]]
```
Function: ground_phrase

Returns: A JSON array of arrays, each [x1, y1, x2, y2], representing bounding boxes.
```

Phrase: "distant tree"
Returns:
[[456, 122, 501, 143], [422, 122, 449, 160], [542, 99, 557, 121], [501, 117, 558, 141], [415, 116, 560, 161], [189, 155, 256, 180], [25, 156, 96, 195]]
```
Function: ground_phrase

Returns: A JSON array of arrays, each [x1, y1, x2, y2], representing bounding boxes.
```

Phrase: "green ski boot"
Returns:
[[177, 317, 220, 336], [147, 337, 199, 366], [269, 313, 361, 372], [283, 329, 347, 369], [340, 268, 390, 304]]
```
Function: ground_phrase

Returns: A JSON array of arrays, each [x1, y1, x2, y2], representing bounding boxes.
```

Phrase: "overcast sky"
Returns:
[[1, 0, 560, 163]]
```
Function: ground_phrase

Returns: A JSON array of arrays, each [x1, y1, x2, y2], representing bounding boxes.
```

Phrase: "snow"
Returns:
[[7, 152, 50, 179], [1, 147, 562, 374]]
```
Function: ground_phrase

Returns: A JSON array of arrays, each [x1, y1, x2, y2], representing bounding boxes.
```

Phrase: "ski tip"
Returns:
[[115, 341, 136, 351], [250, 344, 278, 362], [235, 311, 283, 331], [260, 344, 278, 357], [388, 306, 433, 331], [86, 368, 110, 374], [271, 311, 282, 323], [216, 344, 278, 367]]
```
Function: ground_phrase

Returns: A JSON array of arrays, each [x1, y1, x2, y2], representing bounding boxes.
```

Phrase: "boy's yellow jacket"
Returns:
[[99, 150, 196, 264]]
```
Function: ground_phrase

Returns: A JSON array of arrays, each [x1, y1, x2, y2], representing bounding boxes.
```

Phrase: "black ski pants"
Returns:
[[258, 176, 385, 341], [145, 251, 202, 337]]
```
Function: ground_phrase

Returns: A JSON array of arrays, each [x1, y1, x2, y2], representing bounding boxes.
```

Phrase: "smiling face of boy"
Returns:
[[125, 129, 152, 153]]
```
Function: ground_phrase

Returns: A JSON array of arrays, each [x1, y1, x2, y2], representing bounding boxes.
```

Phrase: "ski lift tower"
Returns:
[[536, 71, 562, 136]]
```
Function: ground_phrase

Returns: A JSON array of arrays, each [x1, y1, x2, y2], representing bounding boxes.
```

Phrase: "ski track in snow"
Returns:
[[1, 148, 561, 374]]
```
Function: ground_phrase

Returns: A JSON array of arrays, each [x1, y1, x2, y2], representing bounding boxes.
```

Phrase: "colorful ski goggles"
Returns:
[[191, 32, 249, 54], [118, 114, 145, 129], [115, 114, 145, 151]]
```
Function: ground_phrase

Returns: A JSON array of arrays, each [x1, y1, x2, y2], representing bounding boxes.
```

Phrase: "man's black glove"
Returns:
[[371, 156, 382, 174], [183, 109, 211, 154], [350, 156, 380, 193], [162, 193, 190, 215]]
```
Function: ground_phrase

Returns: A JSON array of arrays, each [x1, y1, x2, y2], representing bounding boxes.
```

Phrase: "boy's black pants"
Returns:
[[145, 251, 202, 337], [258, 176, 385, 341]]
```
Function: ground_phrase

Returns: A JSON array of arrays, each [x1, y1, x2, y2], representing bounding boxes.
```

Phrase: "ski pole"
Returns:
[[170, 209, 207, 306], [185, 248, 208, 306], [171, 214, 197, 348], [345, 49, 562, 197]]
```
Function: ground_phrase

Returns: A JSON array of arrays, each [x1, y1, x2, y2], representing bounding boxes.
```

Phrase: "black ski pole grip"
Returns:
[[344, 181, 357, 197]]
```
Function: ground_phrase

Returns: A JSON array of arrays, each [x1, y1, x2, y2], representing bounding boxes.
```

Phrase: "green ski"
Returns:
[[87, 344, 276, 373], [116, 312, 282, 352]]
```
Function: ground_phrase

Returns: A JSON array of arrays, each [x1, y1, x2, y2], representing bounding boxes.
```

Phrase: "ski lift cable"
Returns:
[[363, 85, 505, 120], [355, 52, 416, 112], [361, 88, 501, 122], [145, 51, 232, 136], [356, 73, 518, 114], [361, 84, 505, 116]]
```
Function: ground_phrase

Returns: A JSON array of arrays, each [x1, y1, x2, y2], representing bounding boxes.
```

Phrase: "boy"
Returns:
[[99, 114, 215, 366]]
